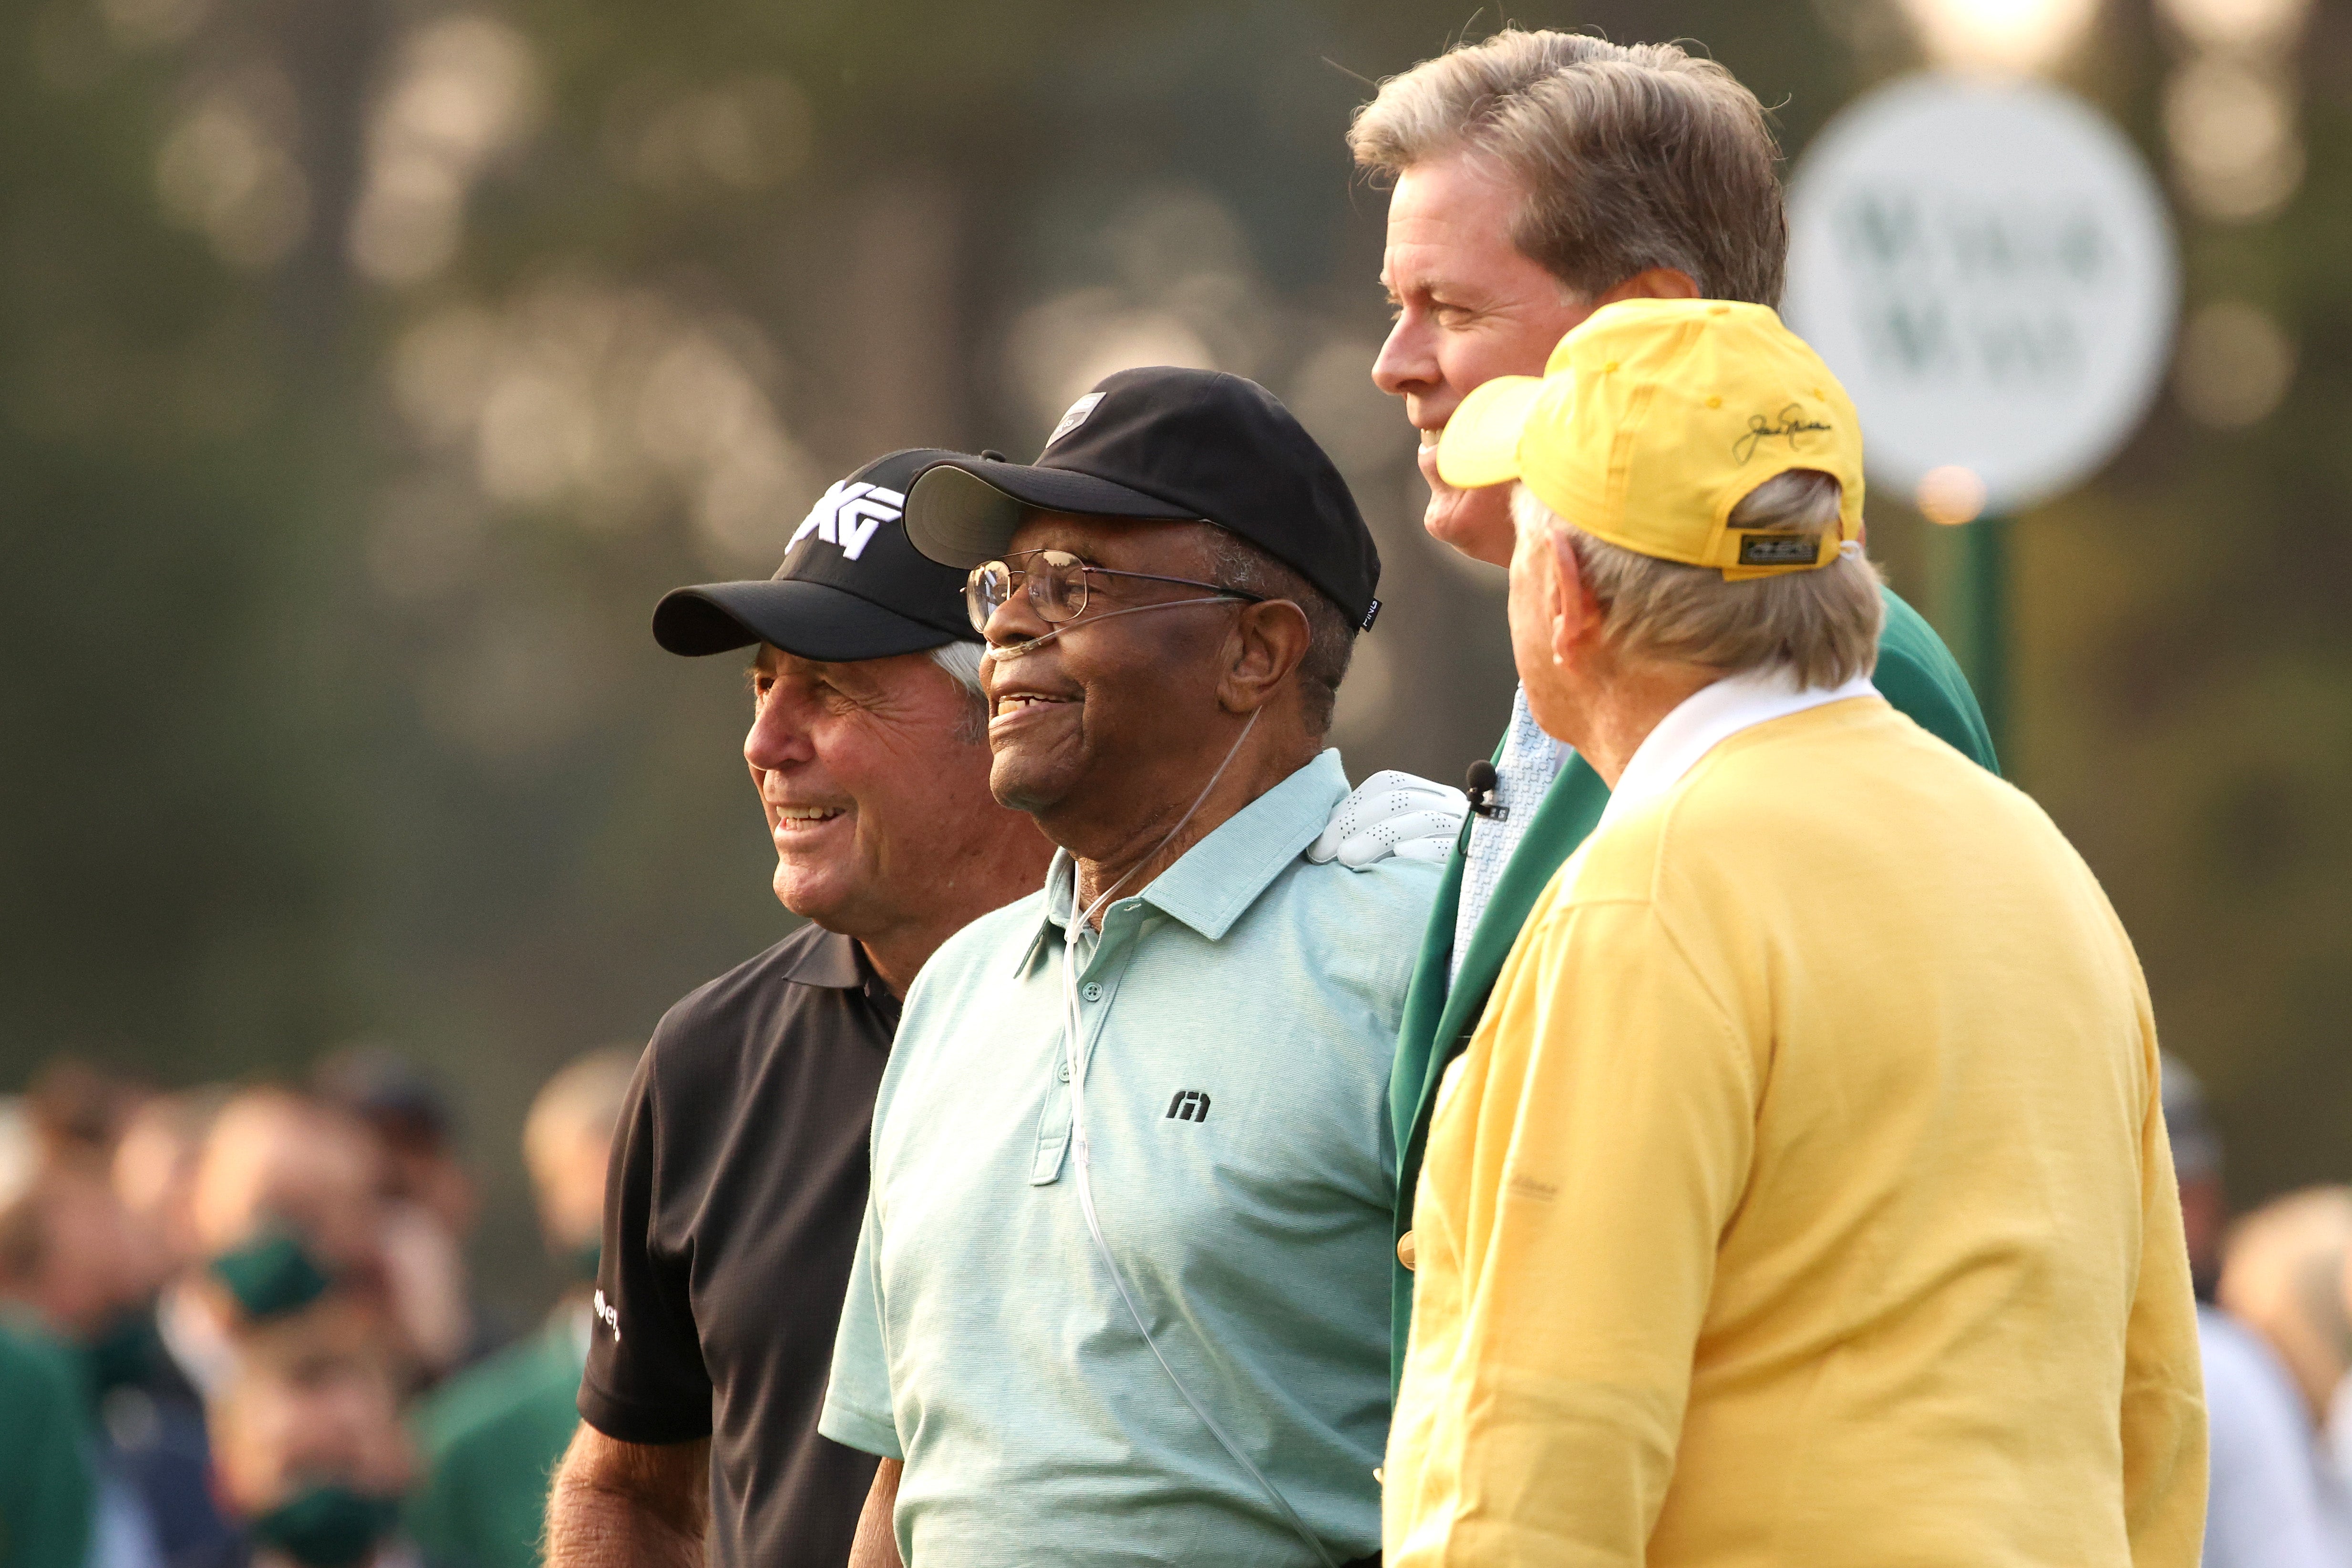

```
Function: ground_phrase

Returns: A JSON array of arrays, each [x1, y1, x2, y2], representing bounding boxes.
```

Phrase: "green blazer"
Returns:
[[1387, 586, 1999, 1388]]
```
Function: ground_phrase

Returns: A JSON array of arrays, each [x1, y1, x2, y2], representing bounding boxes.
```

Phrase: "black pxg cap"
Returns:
[[652, 447, 981, 659], [900, 367, 1382, 633]]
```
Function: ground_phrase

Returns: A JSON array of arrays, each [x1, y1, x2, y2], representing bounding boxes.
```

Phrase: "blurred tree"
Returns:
[[2, 0, 2345, 1315]]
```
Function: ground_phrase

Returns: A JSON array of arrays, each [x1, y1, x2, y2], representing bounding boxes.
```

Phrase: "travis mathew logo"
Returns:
[[1733, 404, 1834, 465], [789, 481, 906, 561], [1165, 1089, 1212, 1124], [593, 1288, 621, 1342]]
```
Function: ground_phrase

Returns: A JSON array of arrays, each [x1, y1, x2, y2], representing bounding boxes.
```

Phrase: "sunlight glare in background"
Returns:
[[97, 0, 211, 49], [2157, 0, 2309, 51], [388, 281, 812, 570], [608, 76, 813, 195], [349, 16, 545, 287], [1896, 0, 2099, 73], [154, 70, 310, 271], [2174, 300, 2297, 428], [2156, 0, 2311, 224], [2165, 57, 2302, 222], [1917, 465, 1990, 526], [1000, 188, 1280, 432]]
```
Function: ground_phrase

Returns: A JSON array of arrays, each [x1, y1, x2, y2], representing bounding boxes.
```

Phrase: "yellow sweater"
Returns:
[[1385, 695, 2205, 1568]]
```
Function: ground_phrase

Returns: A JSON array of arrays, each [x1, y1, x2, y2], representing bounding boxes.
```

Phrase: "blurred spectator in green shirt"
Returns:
[[0, 1098, 98, 1568], [0, 1312, 97, 1568], [408, 1047, 637, 1568]]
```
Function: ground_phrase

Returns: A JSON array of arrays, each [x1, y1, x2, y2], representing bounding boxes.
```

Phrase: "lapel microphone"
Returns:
[[1465, 759, 1509, 821]]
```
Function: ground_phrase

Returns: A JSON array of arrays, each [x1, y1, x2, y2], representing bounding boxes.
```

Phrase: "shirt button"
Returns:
[[1056, 1061, 1070, 1082], [1397, 1230, 1417, 1271], [1081, 982, 1104, 1002]]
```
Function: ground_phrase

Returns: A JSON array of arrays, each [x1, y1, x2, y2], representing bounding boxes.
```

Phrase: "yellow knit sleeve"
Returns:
[[1388, 897, 1758, 1568], [2120, 990, 2208, 1567]]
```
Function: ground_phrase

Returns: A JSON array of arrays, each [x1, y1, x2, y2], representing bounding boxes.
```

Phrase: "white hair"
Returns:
[[1512, 472, 1884, 688], [929, 639, 984, 696], [929, 640, 988, 744]]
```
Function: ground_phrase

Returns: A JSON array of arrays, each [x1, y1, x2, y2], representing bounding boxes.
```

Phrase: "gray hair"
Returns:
[[1513, 471, 1883, 688], [929, 640, 989, 745], [1349, 30, 1787, 308]]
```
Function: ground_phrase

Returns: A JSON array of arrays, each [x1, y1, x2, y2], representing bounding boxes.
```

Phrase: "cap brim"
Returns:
[[902, 460, 1202, 569], [1435, 376, 1548, 490], [652, 579, 965, 660]]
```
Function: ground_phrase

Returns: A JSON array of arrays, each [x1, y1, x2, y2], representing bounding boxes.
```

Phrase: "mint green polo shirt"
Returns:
[[821, 749, 1436, 1565]]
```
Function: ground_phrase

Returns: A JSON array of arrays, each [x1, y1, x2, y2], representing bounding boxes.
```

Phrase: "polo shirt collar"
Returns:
[[1021, 748, 1351, 965], [1598, 664, 1878, 832], [778, 925, 868, 989]]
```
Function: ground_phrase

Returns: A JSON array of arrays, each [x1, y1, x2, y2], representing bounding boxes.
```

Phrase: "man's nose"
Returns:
[[1372, 311, 1438, 401], [744, 692, 814, 772], [983, 576, 1051, 646]]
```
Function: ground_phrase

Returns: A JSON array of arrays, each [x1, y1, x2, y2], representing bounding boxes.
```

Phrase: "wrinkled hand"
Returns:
[[1309, 770, 1470, 869]]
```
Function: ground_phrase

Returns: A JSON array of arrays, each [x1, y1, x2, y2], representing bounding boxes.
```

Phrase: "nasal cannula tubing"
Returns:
[[1053, 704, 1341, 1568]]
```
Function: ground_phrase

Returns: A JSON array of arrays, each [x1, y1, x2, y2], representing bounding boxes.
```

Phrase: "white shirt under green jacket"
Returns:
[[821, 749, 1436, 1565]]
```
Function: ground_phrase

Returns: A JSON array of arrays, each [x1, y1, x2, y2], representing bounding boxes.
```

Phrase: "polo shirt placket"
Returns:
[[1027, 892, 1165, 1186]]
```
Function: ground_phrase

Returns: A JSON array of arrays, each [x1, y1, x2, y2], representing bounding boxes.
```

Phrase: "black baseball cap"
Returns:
[[652, 448, 982, 659], [900, 368, 1382, 632]]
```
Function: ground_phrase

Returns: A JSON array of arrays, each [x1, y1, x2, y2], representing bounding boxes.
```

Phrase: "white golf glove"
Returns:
[[1309, 770, 1470, 869]]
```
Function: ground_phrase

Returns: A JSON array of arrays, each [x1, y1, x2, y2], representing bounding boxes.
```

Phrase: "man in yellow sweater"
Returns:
[[1383, 297, 2207, 1567]]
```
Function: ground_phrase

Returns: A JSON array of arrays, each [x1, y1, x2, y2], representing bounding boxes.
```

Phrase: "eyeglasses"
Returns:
[[964, 548, 1263, 634]]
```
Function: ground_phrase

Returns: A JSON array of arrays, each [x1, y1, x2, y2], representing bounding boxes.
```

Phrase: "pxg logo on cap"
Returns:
[[789, 479, 906, 562], [651, 446, 980, 662]]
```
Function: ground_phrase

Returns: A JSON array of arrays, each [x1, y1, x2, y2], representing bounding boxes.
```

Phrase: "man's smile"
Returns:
[[768, 801, 848, 839], [988, 680, 1080, 728]]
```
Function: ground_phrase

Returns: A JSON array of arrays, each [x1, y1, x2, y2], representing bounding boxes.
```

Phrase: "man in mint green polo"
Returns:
[[1350, 31, 2000, 1384], [821, 369, 1428, 1567]]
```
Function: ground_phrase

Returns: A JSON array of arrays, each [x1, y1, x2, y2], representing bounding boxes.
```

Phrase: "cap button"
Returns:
[[1706, 396, 1723, 409], [980, 450, 1007, 461], [1603, 360, 1620, 373], [1708, 302, 1731, 315]]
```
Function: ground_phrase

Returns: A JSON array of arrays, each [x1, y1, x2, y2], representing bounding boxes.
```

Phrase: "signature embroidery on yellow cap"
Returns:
[[1733, 403, 1834, 465]]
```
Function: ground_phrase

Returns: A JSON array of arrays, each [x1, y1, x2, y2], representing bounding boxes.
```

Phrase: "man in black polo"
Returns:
[[545, 446, 1463, 1568], [543, 448, 1054, 1568]]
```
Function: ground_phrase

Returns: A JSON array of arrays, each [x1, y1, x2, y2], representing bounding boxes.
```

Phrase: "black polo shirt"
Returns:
[[580, 922, 895, 1568]]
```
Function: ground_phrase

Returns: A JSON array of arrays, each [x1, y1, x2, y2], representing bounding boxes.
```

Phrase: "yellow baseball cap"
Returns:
[[1437, 298, 1865, 581]]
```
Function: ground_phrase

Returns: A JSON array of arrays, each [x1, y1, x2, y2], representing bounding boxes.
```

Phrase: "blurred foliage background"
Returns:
[[0, 0, 2343, 1319]]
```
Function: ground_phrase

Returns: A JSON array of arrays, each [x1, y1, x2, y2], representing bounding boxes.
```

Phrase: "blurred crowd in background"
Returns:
[[0, 1045, 631, 1568], [7, 1044, 2352, 1565]]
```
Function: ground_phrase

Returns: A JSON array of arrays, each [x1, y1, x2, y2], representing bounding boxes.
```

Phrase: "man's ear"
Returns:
[[1218, 599, 1312, 716], [1546, 527, 1601, 669], [1594, 266, 1701, 305]]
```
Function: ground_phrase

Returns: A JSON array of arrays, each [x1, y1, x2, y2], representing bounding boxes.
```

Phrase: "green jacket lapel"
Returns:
[[1386, 755, 1609, 1383]]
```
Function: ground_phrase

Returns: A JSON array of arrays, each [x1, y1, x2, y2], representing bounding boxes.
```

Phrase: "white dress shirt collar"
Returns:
[[1596, 664, 1878, 833]]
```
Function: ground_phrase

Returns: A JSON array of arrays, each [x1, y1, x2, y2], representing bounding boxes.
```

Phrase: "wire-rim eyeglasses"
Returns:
[[963, 548, 1265, 635]]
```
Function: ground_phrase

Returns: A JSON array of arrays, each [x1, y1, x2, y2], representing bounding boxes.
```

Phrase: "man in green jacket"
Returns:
[[1350, 30, 2001, 1382]]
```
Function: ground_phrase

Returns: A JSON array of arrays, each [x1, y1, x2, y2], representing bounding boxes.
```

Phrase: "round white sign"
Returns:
[[1785, 74, 2178, 514]]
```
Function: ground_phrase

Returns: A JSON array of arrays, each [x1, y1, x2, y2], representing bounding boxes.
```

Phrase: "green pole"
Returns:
[[1956, 512, 2010, 764]]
